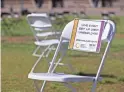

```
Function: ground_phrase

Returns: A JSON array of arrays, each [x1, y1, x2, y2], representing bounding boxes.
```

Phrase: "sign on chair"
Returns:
[[69, 19, 105, 53]]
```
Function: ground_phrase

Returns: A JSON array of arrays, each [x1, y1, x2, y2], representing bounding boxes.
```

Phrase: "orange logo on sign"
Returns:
[[76, 43, 80, 48]]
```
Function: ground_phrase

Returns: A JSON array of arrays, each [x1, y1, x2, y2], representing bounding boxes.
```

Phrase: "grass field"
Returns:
[[1, 16, 124, 92]]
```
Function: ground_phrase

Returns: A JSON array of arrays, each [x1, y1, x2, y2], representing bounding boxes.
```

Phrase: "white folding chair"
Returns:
[[28, 19, 116, 92], [27, 13, 61, 57], [27, 13, 74, 73]]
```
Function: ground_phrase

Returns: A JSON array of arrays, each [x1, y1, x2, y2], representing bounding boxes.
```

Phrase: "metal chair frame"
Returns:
[[28, 19, 115, 92]]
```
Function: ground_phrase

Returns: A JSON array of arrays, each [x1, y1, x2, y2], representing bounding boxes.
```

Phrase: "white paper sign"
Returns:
[[69, 19, 104, 53]]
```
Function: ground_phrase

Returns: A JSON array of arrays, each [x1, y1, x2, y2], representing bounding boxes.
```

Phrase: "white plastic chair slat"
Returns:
[[36, 32, 61, 37], [27, 13, 62, 57], [34, 39, 68, 46], [31, 24, 52, 28], [34, 39, 59, 46], [27, 13, 52, 28]]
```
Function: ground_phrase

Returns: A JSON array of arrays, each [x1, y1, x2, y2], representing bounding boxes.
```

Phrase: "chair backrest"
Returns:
[[62, 19, 115, 42], [27, 13, 52, 29], [27, 13, 59, 41], [48, 19, 116, 74]]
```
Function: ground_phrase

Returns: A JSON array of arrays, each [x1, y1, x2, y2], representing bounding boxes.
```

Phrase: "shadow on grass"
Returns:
[[75, 72, 117, 78], [69, 53, 101, 58], [75, 72, 118, 84]]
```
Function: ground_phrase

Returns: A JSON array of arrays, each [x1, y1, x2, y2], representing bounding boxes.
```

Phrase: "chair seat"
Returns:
[[34, 39, 59, 46], [36, 32, 61, 37], [34, 27, 51, 31], [31, 24, 52, 28], [35, 39, 68, 46], [28, 73, 102, 82]]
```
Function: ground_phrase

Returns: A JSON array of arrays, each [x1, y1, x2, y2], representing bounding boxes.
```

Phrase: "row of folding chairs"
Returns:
[[27, 13, 73, 72], [27, 13, 60, 57], [27, 13, 116, 92]]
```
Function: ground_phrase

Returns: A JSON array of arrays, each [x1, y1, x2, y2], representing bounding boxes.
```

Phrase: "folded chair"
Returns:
[[27, 13, 61, 57], [27, 13, 73, 72], [28, 19, 115, 92]]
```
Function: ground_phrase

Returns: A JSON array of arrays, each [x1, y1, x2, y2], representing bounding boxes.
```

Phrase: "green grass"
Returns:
[[1, 16, 124, 92], [1, 42, 124, 92]]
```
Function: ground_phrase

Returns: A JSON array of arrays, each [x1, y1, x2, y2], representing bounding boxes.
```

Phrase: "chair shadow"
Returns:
[[68, 53, 101, 58], [75, 72, 117, 78]]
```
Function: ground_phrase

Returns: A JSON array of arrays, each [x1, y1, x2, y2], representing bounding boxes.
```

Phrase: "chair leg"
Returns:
[[33, 45, 50, 57], [33, 45, 41, 57], [64, 83, 77, 92], [30, 45, 51, 73], [67, 60, 76, 73], [33, 80, 40, 92], [91, 80, 97, 92], [34, 80, 47, 92], [45, 46, 53, 58], [40, 81, 47, 92], [50, 49, 75, 73]]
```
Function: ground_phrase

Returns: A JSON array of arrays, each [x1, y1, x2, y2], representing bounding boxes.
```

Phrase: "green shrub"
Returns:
[[1, 17, 32, 36], [1, 16, 124, 37], [118, 76, 124, 82]]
